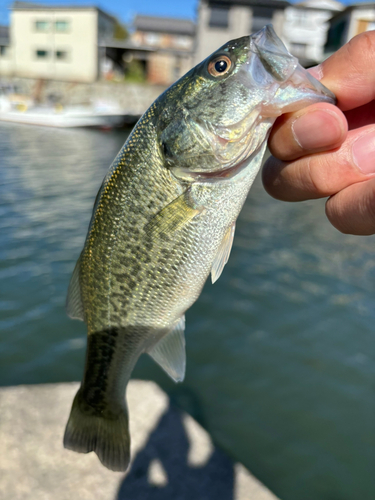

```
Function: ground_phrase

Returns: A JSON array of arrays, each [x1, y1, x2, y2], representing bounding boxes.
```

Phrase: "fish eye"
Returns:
[[208, 55, 232, 77]]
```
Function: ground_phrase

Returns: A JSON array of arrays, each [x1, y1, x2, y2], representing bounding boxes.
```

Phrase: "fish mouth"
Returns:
[[247, 25, 335, 107]]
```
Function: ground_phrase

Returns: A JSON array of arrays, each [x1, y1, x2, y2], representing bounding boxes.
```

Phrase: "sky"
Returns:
[[0, 0, 372, 27], [0, 0, 197, 25]]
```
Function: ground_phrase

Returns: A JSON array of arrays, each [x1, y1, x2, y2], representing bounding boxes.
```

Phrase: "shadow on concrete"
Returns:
[[117, 405, 234, 500]]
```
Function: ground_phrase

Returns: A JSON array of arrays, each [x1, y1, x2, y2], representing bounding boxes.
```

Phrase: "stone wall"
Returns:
[[2, 76, 168, 117]]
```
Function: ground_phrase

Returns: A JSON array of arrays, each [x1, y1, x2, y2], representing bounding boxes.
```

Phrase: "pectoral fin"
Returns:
[[145, 192, 202, 236], [211, 222, 236, 284], [66, 254, 84, 321], [147, 316, 186, 382]]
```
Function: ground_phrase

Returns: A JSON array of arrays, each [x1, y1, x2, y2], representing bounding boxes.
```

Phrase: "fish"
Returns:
[[63, 25, 335, 472]]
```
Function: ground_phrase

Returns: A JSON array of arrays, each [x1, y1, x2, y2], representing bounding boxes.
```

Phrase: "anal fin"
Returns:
[[211, 222, 236, 284], [147, 316, 186, 382]]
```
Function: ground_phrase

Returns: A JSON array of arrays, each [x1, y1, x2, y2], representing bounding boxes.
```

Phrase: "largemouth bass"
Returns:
[[64, 26, 335, 471]]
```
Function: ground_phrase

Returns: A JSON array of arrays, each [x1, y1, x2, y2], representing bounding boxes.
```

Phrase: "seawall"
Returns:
[[0, 381, 280, 500]]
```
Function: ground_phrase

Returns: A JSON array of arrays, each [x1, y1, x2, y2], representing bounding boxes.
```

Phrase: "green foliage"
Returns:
[[114, 21, 128, 40], [125, 60, 146, 83]]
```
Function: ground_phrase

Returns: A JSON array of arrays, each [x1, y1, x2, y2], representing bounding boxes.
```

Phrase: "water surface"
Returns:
[[0, 123, 374, 500]]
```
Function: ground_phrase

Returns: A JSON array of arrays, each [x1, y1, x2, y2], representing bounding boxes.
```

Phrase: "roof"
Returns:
[[99, 39, 154, 51], [206, 0, 290, 8], [11, 2, 116, 22], [350, 1, 375, 6], [133, 15, 196, 36], [329, 2, 375, 22], [293, 0, 344, 11]]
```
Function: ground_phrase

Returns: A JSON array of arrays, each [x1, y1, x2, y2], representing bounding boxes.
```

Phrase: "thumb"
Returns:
[[263, 126, 375, 203]]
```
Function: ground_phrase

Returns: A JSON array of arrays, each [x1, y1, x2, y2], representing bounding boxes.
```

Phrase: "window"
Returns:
[[209, 7, 229, 28], [35, 20, 49, 32], [294, 10, 310, 27], [36, 49, 49, 59], [55, 20, 69, 32], [174, 36, 191, 49], [145, 33, 161, 46], [55, 50, 68, 61], [325, 20, 346, 53], [0, 46, 8, 57]]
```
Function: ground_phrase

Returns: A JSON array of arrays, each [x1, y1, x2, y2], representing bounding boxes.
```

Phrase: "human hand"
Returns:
[[263, 31, 375, 235]]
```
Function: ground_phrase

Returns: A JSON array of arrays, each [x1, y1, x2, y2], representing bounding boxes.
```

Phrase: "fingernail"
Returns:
[[352, 132, 375, 174], [292, 110, 342, 150], [307, 64, 323, 80]]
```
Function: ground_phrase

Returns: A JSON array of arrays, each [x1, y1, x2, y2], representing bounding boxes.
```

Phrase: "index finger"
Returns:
[[314, 30, 375, 111]]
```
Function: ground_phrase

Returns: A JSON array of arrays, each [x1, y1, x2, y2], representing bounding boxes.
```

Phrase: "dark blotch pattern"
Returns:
[[82, 328, 118, 413]]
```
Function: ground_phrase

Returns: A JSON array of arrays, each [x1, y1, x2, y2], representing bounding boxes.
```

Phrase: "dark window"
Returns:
[[325, 20, 346, 53], [251, 7, 273, 33], [209, 6, 229, 28], [36, 50, 49, 58], [55, 50, 68, 60], [0, 46, 8, 56]]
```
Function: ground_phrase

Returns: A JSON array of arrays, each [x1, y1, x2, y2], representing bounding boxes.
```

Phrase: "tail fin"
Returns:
[[63, 388, 130, 472]]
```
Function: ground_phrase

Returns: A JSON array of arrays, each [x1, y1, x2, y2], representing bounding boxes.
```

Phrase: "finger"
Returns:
[[326, 178, 375, 235], [263, 126, 375, 202], [344, 100, 375, 130], [312, 31, 375, 111], [268, 102, 347, 161]]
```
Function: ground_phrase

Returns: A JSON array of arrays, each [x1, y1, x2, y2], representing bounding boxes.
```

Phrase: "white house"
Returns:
[[194, 0, 290, 65], [0, 2, 115, 83], [326, 2, 375, 55], [283, 0, 344, 66]]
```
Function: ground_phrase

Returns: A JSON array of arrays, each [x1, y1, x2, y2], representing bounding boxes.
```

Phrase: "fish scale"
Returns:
[[63, 26, 335, 471]]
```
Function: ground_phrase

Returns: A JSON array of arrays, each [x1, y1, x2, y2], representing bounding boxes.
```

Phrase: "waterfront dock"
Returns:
[[2, 78, 167, 125], [0, 381, 280, 500]]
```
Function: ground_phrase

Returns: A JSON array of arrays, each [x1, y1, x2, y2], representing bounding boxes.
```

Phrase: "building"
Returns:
[[325, 2, 375, 55], [283, 1, 344, 66], [0, 25, 10, 55], [131, 15, 196, 85], [194, 0, 290, 64], [0, 2, 116, 83], [0, 24, 12, 75]]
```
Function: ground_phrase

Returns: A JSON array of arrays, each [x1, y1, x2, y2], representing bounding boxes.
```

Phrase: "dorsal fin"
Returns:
[[147, 316, 186, 382], [211, 222, 236, 284], [66, 255, 84, 321]]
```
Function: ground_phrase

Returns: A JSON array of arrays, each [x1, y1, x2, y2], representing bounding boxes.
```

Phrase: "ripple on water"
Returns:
[[0, 123, 374, 500]]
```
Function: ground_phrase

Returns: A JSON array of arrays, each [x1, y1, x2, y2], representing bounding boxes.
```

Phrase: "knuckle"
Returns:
[[363, 181, 375, 225], [325, 196, 352, 234], [326, 180, 375, 235], [307, 155, 333, 195], [350, 30, 375, 54], [346, 31, 375, 74]]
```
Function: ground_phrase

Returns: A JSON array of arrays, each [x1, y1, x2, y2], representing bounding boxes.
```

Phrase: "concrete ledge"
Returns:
[[0, 381, 279, 500]]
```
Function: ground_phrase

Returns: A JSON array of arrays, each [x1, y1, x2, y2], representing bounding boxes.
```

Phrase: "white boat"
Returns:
[[0, 93, 128, 128]]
